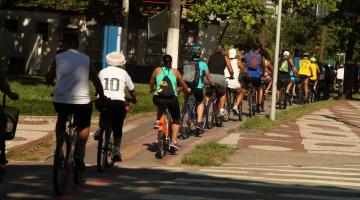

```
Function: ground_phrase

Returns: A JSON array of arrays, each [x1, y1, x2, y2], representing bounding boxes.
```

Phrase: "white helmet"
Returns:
[[282, 50, 290, 58], [106, 51, 126, 66], [228, 48, 237, 59], [310, 57, 317, 62]]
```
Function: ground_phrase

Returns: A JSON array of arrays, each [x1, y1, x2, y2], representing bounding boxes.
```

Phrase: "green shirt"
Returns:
[[154, 67, 177, 96]]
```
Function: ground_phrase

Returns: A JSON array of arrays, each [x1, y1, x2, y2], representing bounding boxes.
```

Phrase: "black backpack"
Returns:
[[157, 68, 175, 98]]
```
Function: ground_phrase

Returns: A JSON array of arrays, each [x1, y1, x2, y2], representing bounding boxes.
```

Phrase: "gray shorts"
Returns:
[[204, 74, 226, 95]]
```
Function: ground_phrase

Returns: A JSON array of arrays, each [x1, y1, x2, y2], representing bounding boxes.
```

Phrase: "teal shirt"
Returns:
[[154, 67, 177, 96], [195, 59, 209, 89]]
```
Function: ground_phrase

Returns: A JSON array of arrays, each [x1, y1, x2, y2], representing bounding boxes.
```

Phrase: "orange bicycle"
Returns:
[[155, 106, 175, 159]]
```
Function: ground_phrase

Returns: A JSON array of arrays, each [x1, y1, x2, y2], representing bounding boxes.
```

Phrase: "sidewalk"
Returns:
[[219, 100, 360, 166]]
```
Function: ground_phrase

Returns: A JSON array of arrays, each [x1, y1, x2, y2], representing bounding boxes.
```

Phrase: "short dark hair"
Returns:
[[62, 32, 79, 48]]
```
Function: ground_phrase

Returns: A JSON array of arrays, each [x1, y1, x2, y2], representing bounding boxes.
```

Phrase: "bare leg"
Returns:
[[234, 88, 245, 107], [196, 102, 204, 123], [171, 124, 180, 142], [77, 127, 90, 160]]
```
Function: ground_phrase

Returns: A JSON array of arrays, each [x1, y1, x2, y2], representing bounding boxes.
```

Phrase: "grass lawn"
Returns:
[[6, 76, 156, 116], [181, 141, 237, 166]]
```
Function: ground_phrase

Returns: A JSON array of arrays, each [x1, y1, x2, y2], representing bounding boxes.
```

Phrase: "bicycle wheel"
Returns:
[[179, 109, 191, 139], [223, 92, 230, 122], [105, 130, 114, 167], [155, 131, 165, 159], [251, 91, 256, 117], [97, 129, 106, 172], [248, 92, 253, 117], [206, 101, 215, 129], [238, 101, 243, 121], [53, 136, 71, 195], [215, 104, 223, 127]]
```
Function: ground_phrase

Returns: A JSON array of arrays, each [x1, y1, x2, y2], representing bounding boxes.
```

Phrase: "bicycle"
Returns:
[[156, 106, 176, 159], [308, 81, 316, 103], [95, 98, 135, 172], [225, 87, 242, 121], [205, 86, 223, 128], [246, 82, 257, 117], [180, 94, 206, 139], [278, 83, 287, 110], [0, 94, 20, 183]]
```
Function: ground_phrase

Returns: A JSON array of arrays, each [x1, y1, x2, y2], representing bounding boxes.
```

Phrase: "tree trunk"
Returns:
[[166, 0, 181, 69]]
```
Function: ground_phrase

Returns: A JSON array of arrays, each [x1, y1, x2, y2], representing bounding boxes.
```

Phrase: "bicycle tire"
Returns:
[[248, 91, 253, 117], [97, 129, 106, 172], [155, 131, 165, 159], [206, 101, 215, 129], [106, 131, 115, 167], [53, 136, 71, 195], [179, 109, 191, 139], [223, 92, 231, 122], [238, 102, 242, 121], [251, 91, 256, 117]]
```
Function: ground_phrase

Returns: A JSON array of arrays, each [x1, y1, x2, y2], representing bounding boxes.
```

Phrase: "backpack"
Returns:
[[182, 60, 200, 89], [157, 68, 175, 98], [248, 51, 262, 70], [279, 59, 290, 73]]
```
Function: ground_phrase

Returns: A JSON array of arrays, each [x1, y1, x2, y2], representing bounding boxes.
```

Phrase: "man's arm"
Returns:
[[204, 70, 215, 86], [89, 64, 105, 99], [238, 58, 250, 78], [225, 56, 234, 77], [45, 59, 56, 84]]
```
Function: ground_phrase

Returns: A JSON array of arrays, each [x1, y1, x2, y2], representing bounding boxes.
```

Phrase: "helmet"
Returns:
[[228, 48, 237, 59], [191, 44, 202, 58], [106, 51, 126, 66], [302, 52, 309, 57], [310, 57, 317, 62], [282, 50, 290, 58]]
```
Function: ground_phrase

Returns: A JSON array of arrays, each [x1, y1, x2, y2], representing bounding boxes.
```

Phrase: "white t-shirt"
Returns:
[[224, 58, 240, 79], [54, 49, 91, 104], [337, 68, 344, 80], [98, 66, 135, 101]]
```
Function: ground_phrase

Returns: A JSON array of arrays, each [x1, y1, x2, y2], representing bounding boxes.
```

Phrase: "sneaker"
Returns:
[[233, 106, 239, 115], [169, 141, 179, 150], [113, 147, 122, 162], [93, 129, 100, 140], [153, 120, 160, 129], [195, 122, 204, 134], [219, 109, 227, 116]]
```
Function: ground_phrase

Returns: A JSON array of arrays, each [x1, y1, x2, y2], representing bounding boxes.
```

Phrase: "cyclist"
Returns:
[[149, 55, 191, 150], [96, 51, 137, 162], [309, 57, 321, 98], [298, 53, 313, 101], [225, 48, 249, 114], [288, 54, 301, 97], [243, 44, 264, 112], [0, 67, 19, 173], [46, 33, 106, 180], [277, 50, 298, 104], [261, 49, 273, 98], [206, 44, 233, 116], [183, 44, 215, 133]]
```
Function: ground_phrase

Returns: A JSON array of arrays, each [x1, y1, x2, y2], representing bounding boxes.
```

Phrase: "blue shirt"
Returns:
[[196, 59, 209, 89], [245, 50, 263, 78]]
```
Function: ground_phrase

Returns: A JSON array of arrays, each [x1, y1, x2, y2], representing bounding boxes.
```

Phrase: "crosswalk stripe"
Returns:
[[277, 193, 360, 200], [204, 167, 360, 176], [159, 185, 260, 195], [264, 172, 360, 182], [203, 173, 360, 188], [142, 194, 236, 200], [175, 178, 360, 194]]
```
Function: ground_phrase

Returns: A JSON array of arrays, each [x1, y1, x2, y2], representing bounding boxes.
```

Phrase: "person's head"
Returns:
[[339, 64, 344, 68], [282, 50, 290, 59], [302, 52, 309, 59], [216, 44, 224, 54], [162, 54, 172, 68], [191, 44, 202, 59], [61, 32, 79, 49], [254, 43, 262, 52], [106, 51, 126, 67], [310, 57, 317, 63], [228, 48, 237, 59]]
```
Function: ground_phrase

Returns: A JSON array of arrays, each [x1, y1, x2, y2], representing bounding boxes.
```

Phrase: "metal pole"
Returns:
[[270, 0, 283, 121]]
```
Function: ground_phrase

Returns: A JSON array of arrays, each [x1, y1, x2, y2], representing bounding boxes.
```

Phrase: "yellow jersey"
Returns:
[[309, 63, 318, 81], [299, 59, 312, 76]]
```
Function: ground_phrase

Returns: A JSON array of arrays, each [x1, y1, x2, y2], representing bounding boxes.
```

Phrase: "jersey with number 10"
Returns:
[[98, 66, 135, 101]]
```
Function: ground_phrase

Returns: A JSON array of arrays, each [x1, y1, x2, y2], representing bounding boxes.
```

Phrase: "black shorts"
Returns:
[[99, 100, 126, 138], [193, 88, 204, 103], [242, 77, 262, 88], [153, 96, 180, 125], [53, 102, 92, 131], [299, 75, 309, 81], [277, 73, 290, 88]]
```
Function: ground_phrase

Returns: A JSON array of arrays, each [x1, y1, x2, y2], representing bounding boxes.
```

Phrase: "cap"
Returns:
[[229, 48, 237, 59], [303, 52, 309, 57], [310, 57, 317, 62], [106, 51, 126, 66], [283, 50, 290, 58]]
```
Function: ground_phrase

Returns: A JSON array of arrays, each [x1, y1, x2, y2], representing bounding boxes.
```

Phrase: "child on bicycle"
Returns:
[[96, 51, 137, 162]]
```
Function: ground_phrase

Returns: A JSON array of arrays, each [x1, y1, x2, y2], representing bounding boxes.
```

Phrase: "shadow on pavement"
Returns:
[[1, 164, 360, 200]]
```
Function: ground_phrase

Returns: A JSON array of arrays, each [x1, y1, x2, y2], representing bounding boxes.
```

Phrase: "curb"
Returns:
[[7, 130, 55, 153]]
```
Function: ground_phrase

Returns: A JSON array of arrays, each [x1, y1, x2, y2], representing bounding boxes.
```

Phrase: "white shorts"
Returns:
[[226, 78, 241, 89]]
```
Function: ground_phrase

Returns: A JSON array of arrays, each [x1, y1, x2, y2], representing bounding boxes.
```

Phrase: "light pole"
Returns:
[[270, 0, 283, 121]]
